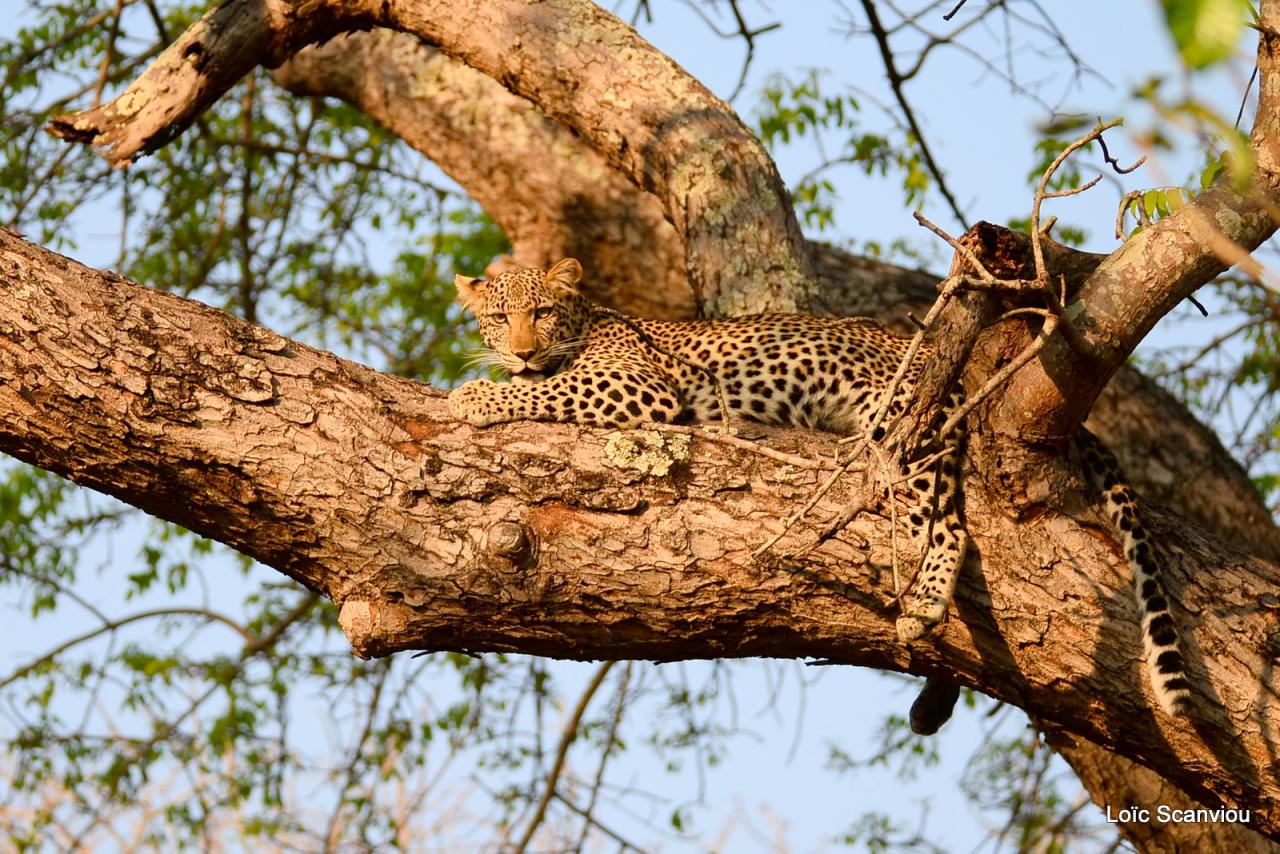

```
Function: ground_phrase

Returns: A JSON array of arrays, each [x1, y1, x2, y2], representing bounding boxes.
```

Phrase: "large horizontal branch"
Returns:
[[263, 30, 1270, 549], [3, 230, 1280, 836], [262, 31, 1280, 845], [265, 25, 1280, 566], [48, 0, 814, 315]]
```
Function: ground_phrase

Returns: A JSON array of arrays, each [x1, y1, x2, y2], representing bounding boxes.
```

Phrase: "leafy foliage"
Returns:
[[1161, 0, 1252, 68], [754, 70, 930, 234]]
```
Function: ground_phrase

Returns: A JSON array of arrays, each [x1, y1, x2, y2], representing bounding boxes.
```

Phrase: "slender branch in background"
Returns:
[[322, 658, 392, 854], [676, 0, 780, 102], [724, 0, 780, 102], [91, 0, 128, 109], [512, 661, 616, 854], [1238, 65, 1260, 129], [553, 791, 646, 852], [896, 4, 990, 82], [0, 607, 256, 692], [210, 136, 460, 197], [856, 0, 969, 228], [0, 0, 140, 96], [572, 662, 632, 851], [122, 592, 320, 765], [237, 74, 258, 324], [629, 0, 652, 26], [2, 559, 112, 625]]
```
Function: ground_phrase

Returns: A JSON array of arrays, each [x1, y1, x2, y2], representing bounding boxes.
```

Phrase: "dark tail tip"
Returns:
[[910, 677, 961, 735]]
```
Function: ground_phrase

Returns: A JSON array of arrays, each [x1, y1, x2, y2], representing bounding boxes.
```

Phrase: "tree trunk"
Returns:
[[3, 228, 1280, 838]]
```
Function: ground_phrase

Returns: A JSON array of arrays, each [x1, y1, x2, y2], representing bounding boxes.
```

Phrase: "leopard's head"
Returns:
[[455, 258, 592, 380]]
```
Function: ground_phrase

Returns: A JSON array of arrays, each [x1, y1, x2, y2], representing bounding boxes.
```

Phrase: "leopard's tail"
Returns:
[[1078, 430, 1192, 717]]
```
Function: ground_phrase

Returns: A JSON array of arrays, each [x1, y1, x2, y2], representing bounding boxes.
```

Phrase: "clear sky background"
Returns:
[[0, 2, 1260, 851]]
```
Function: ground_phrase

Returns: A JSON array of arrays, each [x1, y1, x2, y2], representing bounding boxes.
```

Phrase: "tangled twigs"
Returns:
[[752, 265, 964, 558], [912, 212, 1002, 286], [752, 457, 862, 558], [1115, 186, 1186, 240], [804, 494, 872, 554], [753, 120, 1133, 565], [937, 309, 1058, 439], [1030, 119, 1123, 283], [1096, 128, 1147, 175]]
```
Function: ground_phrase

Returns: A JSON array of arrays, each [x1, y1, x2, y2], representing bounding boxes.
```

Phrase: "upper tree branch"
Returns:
[[271, 30, 693, 321], [856, 0, 968, 228], [3, 230, 1280, 837], [47, 0, 815, 315], [995, 0, 1280, 439]]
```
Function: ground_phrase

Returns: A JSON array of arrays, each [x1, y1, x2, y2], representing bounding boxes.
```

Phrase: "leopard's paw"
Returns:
[[895, 594, 946, 642], [895, 615, 931, 643], [449, 379, 505, 427]]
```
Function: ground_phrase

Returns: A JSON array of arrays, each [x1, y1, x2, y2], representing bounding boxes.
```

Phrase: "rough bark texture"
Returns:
[[34, 0, 1280, 848], [50, 0, 815, 315], [274, 30, 693, 321], [4, 229, 1280, 839], [996, 5, 1280, 439]]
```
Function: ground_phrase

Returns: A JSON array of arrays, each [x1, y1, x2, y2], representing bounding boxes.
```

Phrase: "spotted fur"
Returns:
[[451, 258, 966, 643], [450, 258, 1191, 716], [1077, 430, 1192, 716]]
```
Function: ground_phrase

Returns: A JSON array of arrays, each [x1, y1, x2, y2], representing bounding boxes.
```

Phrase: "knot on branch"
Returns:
[[486, 521, 532, 562]]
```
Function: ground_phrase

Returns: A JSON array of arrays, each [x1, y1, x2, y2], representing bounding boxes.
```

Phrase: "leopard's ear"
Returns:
[[454, 274, 485, 312], [545, 258, 583, 295]]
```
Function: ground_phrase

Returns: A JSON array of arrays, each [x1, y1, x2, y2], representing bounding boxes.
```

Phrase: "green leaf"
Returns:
[[1161, 0, 1250, 69]]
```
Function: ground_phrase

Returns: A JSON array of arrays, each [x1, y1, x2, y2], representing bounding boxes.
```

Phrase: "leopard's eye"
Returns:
[[533, 306, 554, 320], [489, 312, 508, 324]]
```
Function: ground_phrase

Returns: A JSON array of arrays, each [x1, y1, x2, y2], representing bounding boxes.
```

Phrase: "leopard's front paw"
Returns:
[[449, 379, 506, 427]]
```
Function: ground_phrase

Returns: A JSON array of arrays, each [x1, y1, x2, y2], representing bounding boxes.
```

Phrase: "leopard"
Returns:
[[448, 257, 1191, 718]]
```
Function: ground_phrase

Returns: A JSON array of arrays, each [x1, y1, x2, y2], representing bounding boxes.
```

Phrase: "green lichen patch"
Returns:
[[603, 429, 691, 477]]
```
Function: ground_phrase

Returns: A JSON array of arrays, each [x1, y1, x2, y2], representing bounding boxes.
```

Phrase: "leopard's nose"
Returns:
[[511, 347, 537, 362]]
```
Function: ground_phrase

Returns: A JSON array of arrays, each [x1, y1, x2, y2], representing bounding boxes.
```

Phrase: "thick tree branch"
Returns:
[[262, 33, 1280, 847], [272, 30, 693, 321], [995, 0, 1280, 439], [3, 230, 1280, 837], [48, 0, 815, 315]]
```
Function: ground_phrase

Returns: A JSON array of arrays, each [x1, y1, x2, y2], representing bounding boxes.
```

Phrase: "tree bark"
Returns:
[[3, 228, 1280, 838], [34, 0, 1280, 847], [49, 0, 815, 315], [272, 30, 693, 321]]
